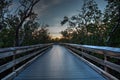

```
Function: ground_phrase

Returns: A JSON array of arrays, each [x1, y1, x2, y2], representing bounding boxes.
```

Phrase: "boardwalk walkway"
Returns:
[[14, 45, 106, 80]]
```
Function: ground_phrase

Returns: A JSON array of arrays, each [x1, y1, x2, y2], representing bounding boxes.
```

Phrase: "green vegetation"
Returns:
[[0, 0, 51, 48], [0, 0, 120, 48], [60, 0, 120, 47]]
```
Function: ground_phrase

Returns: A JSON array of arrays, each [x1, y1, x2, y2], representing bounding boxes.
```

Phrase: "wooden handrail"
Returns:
[[0, 44, 49, 53], [64, 43, 120, 58], [0, 44, 52, 59], [0, 43, 53, 79], [62, 43, 120, 80]]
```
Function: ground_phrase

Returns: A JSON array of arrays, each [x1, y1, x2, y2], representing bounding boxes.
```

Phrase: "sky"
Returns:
[[12, 0, 107, 39]]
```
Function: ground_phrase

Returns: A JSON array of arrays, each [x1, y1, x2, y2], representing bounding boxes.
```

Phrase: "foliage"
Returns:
[[104, 0, 120, 47], [60, 0, 120, 47], [0, 0, 12, 30], [32, 25, 51, 44], [0, 0, 52, 48]]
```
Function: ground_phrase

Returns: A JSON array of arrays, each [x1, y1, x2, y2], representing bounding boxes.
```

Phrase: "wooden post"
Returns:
[[104, 54, 108, 72], [81, 48, 84, 57], [12, 48, 16, 72]]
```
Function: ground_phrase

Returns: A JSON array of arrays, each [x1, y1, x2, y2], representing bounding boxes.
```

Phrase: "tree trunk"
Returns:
[[15, 28, 19, 46], [106, 5, 120, 47]]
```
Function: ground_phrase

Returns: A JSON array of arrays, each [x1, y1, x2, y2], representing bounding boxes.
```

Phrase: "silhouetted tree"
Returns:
[[61, 0, 105, 45], [13, 0, 40, 46], [104, 0, 120, 47], [0, 0, 12, 30], [32, 24, 51, 44]]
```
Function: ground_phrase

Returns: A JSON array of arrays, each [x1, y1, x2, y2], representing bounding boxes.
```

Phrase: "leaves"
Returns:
[[61, 16, 69, 25], [60, 0, 109, 46], [0, 0, 51, 47]]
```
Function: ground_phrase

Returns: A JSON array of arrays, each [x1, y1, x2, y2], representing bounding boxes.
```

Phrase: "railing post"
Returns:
[[104, 54, 108, 72], [81, 48, 84, 58], [12, 48, 16, 72]]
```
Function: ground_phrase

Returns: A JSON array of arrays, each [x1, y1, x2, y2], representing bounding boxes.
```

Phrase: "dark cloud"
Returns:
[[11, 0, 107, 38]]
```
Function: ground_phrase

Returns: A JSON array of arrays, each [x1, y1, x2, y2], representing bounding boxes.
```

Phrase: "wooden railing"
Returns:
[[0, 43, 53, 80], [62, 43, 120, 80]]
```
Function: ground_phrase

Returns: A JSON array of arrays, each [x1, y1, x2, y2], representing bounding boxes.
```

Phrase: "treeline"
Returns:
[[0, 0, 120, 48], [60, 0, 120, 47], [0, 0, 51, 48]]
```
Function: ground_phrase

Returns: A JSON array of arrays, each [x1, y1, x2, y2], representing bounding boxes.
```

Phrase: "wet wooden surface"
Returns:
[[14, 45, 106, 80]]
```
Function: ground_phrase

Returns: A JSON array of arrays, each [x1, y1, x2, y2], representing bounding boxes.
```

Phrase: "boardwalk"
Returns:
[[14, 45, 106, 80]]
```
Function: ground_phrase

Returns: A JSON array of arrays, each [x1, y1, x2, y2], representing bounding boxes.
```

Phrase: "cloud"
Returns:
[[34, 0, 62, 17], [48, 23, 67, 34], [47, 23, 68, 38], [52, 0, 62, 5]]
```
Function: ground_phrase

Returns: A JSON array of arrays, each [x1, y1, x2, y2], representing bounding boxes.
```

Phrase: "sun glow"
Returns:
[[50, 34, 62, 39]]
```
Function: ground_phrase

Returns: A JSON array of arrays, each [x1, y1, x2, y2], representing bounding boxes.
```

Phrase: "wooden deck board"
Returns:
[[14, 45, 106, 80]]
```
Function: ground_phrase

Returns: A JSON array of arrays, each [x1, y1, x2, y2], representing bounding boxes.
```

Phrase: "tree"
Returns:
[[61, 0, 104, 45], [0, 0, 52, 48], [104, 0, 120, 47], [0, 0, 12, 30], [61, 29, 70, 39], [13, 0, 40, 46], [20, 20, 39, 45], [32, 24, 51, 44], [0, 0, 13, 47]]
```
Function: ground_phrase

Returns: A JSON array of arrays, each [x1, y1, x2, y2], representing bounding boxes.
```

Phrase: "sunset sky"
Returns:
[[12, 0, 107, 38]]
